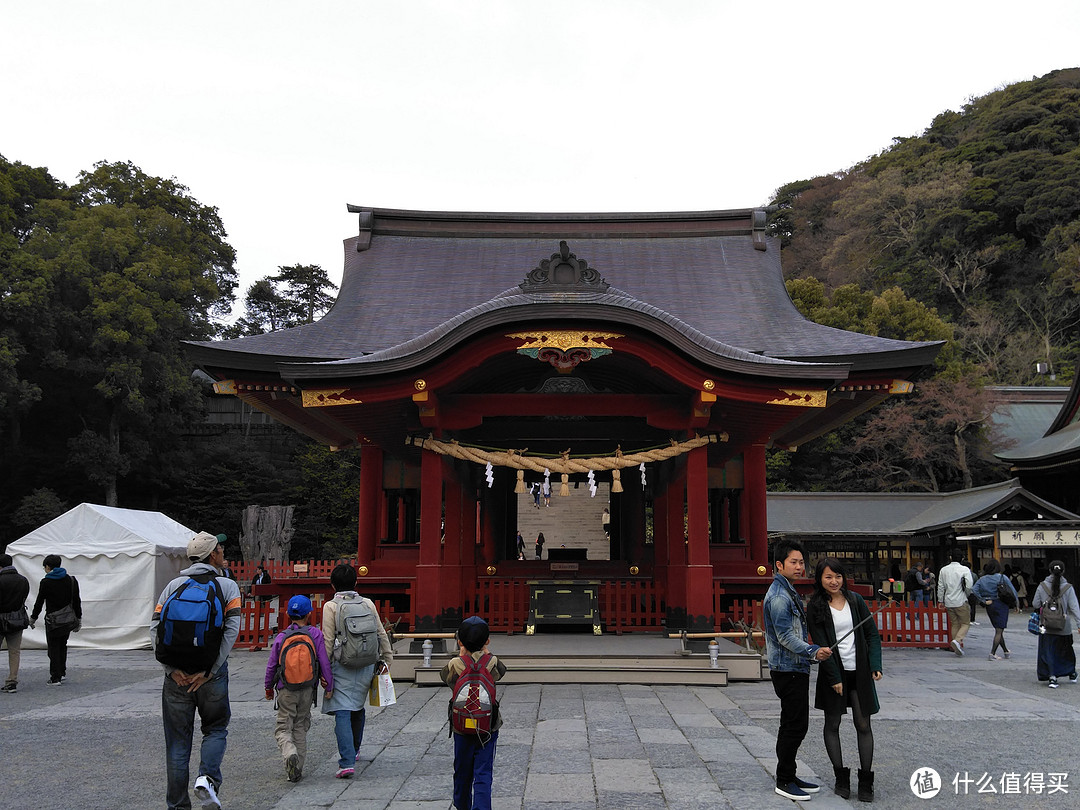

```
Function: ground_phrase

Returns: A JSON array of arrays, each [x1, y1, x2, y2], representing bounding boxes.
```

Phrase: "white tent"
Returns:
[[7, 503, 195, 650]]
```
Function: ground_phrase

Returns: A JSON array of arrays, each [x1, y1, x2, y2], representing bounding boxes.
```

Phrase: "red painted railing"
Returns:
[[722, 598, 949, 649], [599, 581, 665, 634], [233, 596, 404, 651], [470, 579, 530, 634]]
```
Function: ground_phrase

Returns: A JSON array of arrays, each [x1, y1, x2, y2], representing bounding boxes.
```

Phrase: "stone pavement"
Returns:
[[2, 617, 1079, 809]]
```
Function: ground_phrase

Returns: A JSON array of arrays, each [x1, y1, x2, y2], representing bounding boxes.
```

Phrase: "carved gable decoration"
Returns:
[[520, 241, 609, 292]]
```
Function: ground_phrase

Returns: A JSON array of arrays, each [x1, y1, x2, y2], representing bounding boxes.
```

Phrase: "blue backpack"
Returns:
[[155, 573, 227, 674]]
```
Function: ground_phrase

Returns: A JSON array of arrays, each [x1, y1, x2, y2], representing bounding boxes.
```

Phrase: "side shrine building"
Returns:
[[187, 207, 942, 632]]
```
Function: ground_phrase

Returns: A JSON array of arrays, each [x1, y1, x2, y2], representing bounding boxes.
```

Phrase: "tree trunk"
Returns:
[[240, 505, 295, 562], [106, 406, 119, 507]]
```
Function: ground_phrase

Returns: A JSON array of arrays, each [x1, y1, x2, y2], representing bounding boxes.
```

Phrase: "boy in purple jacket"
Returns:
[[264, 595, 334, 782]]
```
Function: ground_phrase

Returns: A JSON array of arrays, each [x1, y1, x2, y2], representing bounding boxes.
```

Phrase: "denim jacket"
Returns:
[[763, 573, 820, 673]]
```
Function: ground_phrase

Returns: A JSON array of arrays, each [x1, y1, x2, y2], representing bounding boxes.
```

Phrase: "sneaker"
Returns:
[[1070, 673, 1079, 684], [193, 775, 221, 809], [776, 782, 812, 801], [285, 753, 302, 783], [1004, 651, 1011, 659], [0, 682, 16, 693], [792, 776, 820, 793], [1049, 678, 1059, 689], [47, 677, 62, 685], [989, 654, 1002, 661], [951, 639, 964, 656], [335, 767, 354, 779], [971, 620, 980, 626]]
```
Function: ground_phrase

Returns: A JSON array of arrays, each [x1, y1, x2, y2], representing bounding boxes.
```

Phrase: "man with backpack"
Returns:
[[320, 563, 394, 778], [264, 595, 334, 782], [441, 616, 506, 810], [152, 532, 243, 810]]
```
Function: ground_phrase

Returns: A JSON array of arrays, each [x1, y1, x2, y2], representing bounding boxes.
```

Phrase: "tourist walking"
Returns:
[[0, 553, 31, 693], [152, 532, 243, 810], [29, 554, 82, 685], [1032, 560, 1080, 689], [937, 549, 976, 656], [534, 532, 545, 560], [806, 557, 881, 802], [762, 538, 832, 802], [321, 563, 394, 778], [973, 559, 1018, 660]]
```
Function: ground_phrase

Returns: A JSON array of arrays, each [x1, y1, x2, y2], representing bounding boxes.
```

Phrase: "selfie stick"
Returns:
[[829, 588, 897, 649]]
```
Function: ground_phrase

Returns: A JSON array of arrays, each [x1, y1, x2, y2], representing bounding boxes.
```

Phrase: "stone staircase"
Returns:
[[516, 480, 611, 560]]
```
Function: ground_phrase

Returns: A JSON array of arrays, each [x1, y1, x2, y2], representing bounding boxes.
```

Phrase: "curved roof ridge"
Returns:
[[279, 286, 846, 379]]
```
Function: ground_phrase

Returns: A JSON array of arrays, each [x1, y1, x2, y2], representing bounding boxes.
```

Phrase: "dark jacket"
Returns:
[[30, 569, 82, 623], [0, 566, 31, 614], [806, 590, 882, 716]]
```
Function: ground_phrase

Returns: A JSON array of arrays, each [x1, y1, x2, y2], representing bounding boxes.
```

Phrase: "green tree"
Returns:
[[272, 264, 337, 324], [5, 160, 237, 508]]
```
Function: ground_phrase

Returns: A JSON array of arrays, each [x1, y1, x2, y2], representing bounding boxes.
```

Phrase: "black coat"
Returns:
[[0, 567, 31, 613], [806, 591, 882, 715]]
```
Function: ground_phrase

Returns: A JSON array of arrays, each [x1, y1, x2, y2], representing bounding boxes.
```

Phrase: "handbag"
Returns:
[[44, 579, 79, 632], [0, 606, 30, 632], [1028, 610, 1042, 635], [962, 576, 978, 609], [996, 574, 1017, 609]]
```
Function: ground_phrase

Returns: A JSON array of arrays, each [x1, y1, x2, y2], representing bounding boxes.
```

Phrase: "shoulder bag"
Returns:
[[996, 574, 1017, 608], [44, 579, 79, 632]]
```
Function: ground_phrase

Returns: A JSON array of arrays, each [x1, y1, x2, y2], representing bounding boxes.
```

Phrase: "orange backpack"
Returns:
[[275, 627, 319, 691]]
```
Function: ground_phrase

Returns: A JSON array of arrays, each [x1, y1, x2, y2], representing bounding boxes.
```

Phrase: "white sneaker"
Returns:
[[951, 639, 964, 656], [1049, 678, 1059, 689], [194, 775, 221, 809]]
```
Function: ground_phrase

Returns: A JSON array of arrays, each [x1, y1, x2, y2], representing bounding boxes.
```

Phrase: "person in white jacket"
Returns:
[[937, 548, 976, 656]]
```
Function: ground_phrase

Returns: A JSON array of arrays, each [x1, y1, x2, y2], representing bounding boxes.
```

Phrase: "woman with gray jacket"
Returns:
[[1032, 560, 1080, 688]]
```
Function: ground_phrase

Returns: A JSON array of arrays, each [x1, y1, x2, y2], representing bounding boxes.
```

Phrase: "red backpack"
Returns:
[[449, 652, 497, 738]]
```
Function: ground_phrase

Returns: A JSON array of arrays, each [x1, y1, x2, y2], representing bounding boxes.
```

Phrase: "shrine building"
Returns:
[[187, 207, 942, 632]]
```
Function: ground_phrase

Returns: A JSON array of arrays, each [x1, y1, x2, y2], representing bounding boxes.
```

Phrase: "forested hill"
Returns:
[[769, 67, 1080, 385]]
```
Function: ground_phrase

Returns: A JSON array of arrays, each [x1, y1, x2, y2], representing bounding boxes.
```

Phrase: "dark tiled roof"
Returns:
[[997, 420, 1080, 463], [188, 212, 941, 375], [767, 479, 1080, 536]]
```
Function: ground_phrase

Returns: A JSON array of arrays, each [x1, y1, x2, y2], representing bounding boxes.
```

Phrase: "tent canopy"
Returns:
[[7, 503, 197, 651]]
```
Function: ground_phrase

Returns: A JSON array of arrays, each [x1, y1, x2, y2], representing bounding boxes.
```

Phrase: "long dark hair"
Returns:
[[1049, 559, 1066, 598], [808, 556, 849, 616]]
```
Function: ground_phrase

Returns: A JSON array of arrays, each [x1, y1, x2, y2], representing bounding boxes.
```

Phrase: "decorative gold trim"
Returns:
[[767, 389, 827, 408], [485, 565, 497, 576], [302, 388, 364, 407], [757, 565, 768, 576], [506, 330, 622, 351], [414, 378, 427, 391], [629, 566, 640, 575], [890, 379, 915, 395], [212, 379, 236, 395], [702, 379, 715, 391], [358, 566, 369, 576]]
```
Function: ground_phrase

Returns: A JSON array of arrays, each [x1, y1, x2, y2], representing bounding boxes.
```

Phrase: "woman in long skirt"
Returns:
[[1032, 560, 1080, 689]]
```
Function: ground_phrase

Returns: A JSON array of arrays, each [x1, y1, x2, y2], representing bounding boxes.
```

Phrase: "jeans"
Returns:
[[334, 708, 366, 768], [2, 630, 21, 685], [770, 670, 810, 784], [162, 664, 231, 810], [453, 730, 499, 810], [45, 626, 71, 680]]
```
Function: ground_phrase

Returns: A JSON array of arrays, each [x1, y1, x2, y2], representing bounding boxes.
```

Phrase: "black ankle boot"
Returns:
[[858, 768, 875, 802], [834, 766, 851, 799]]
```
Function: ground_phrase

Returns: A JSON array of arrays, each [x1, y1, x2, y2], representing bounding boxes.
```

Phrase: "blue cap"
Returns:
[[458, 615, 489, 651], [287, 595, 313, 618]]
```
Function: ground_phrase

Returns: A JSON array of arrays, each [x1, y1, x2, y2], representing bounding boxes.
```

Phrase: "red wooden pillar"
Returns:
[[685, 444, 714, 629], [441, 457, 464, 623], [744, 443, 769, 573], [666, 461, 688, 627], [415, 447, 443, 630], [653, 485, 669, 604], [356, 444, 383, 565]]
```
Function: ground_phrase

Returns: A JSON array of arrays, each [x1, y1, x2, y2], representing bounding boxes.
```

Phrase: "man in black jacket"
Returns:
[[0, 553, 32, 693], [30, 554, 82, 685]]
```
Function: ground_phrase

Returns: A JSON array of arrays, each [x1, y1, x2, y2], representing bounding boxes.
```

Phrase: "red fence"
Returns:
[[227, 559, 356, 583], [233, 595, 404, 651], [600, 581, 665, 634], [722, 598, 949, 650]]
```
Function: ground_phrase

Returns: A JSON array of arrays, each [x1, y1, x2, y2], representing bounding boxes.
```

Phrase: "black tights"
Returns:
[[992, 628, 1009, 656], [824, 688, 873, 771]]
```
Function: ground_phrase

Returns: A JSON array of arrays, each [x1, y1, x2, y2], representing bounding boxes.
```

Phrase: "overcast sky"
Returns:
[[3, 1, 1079, 318]]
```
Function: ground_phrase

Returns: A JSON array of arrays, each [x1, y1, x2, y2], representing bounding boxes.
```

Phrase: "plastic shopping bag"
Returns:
[[369, 671, 397, 706]]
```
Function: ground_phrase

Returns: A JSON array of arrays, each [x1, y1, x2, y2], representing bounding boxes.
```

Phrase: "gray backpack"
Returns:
[[1040, 583, 1073, 633], [334, 598, 380, 668]]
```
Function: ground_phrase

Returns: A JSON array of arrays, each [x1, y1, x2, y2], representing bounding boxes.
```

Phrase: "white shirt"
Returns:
[[830, 600, 857, 671], [937, 561, 976, 609]]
